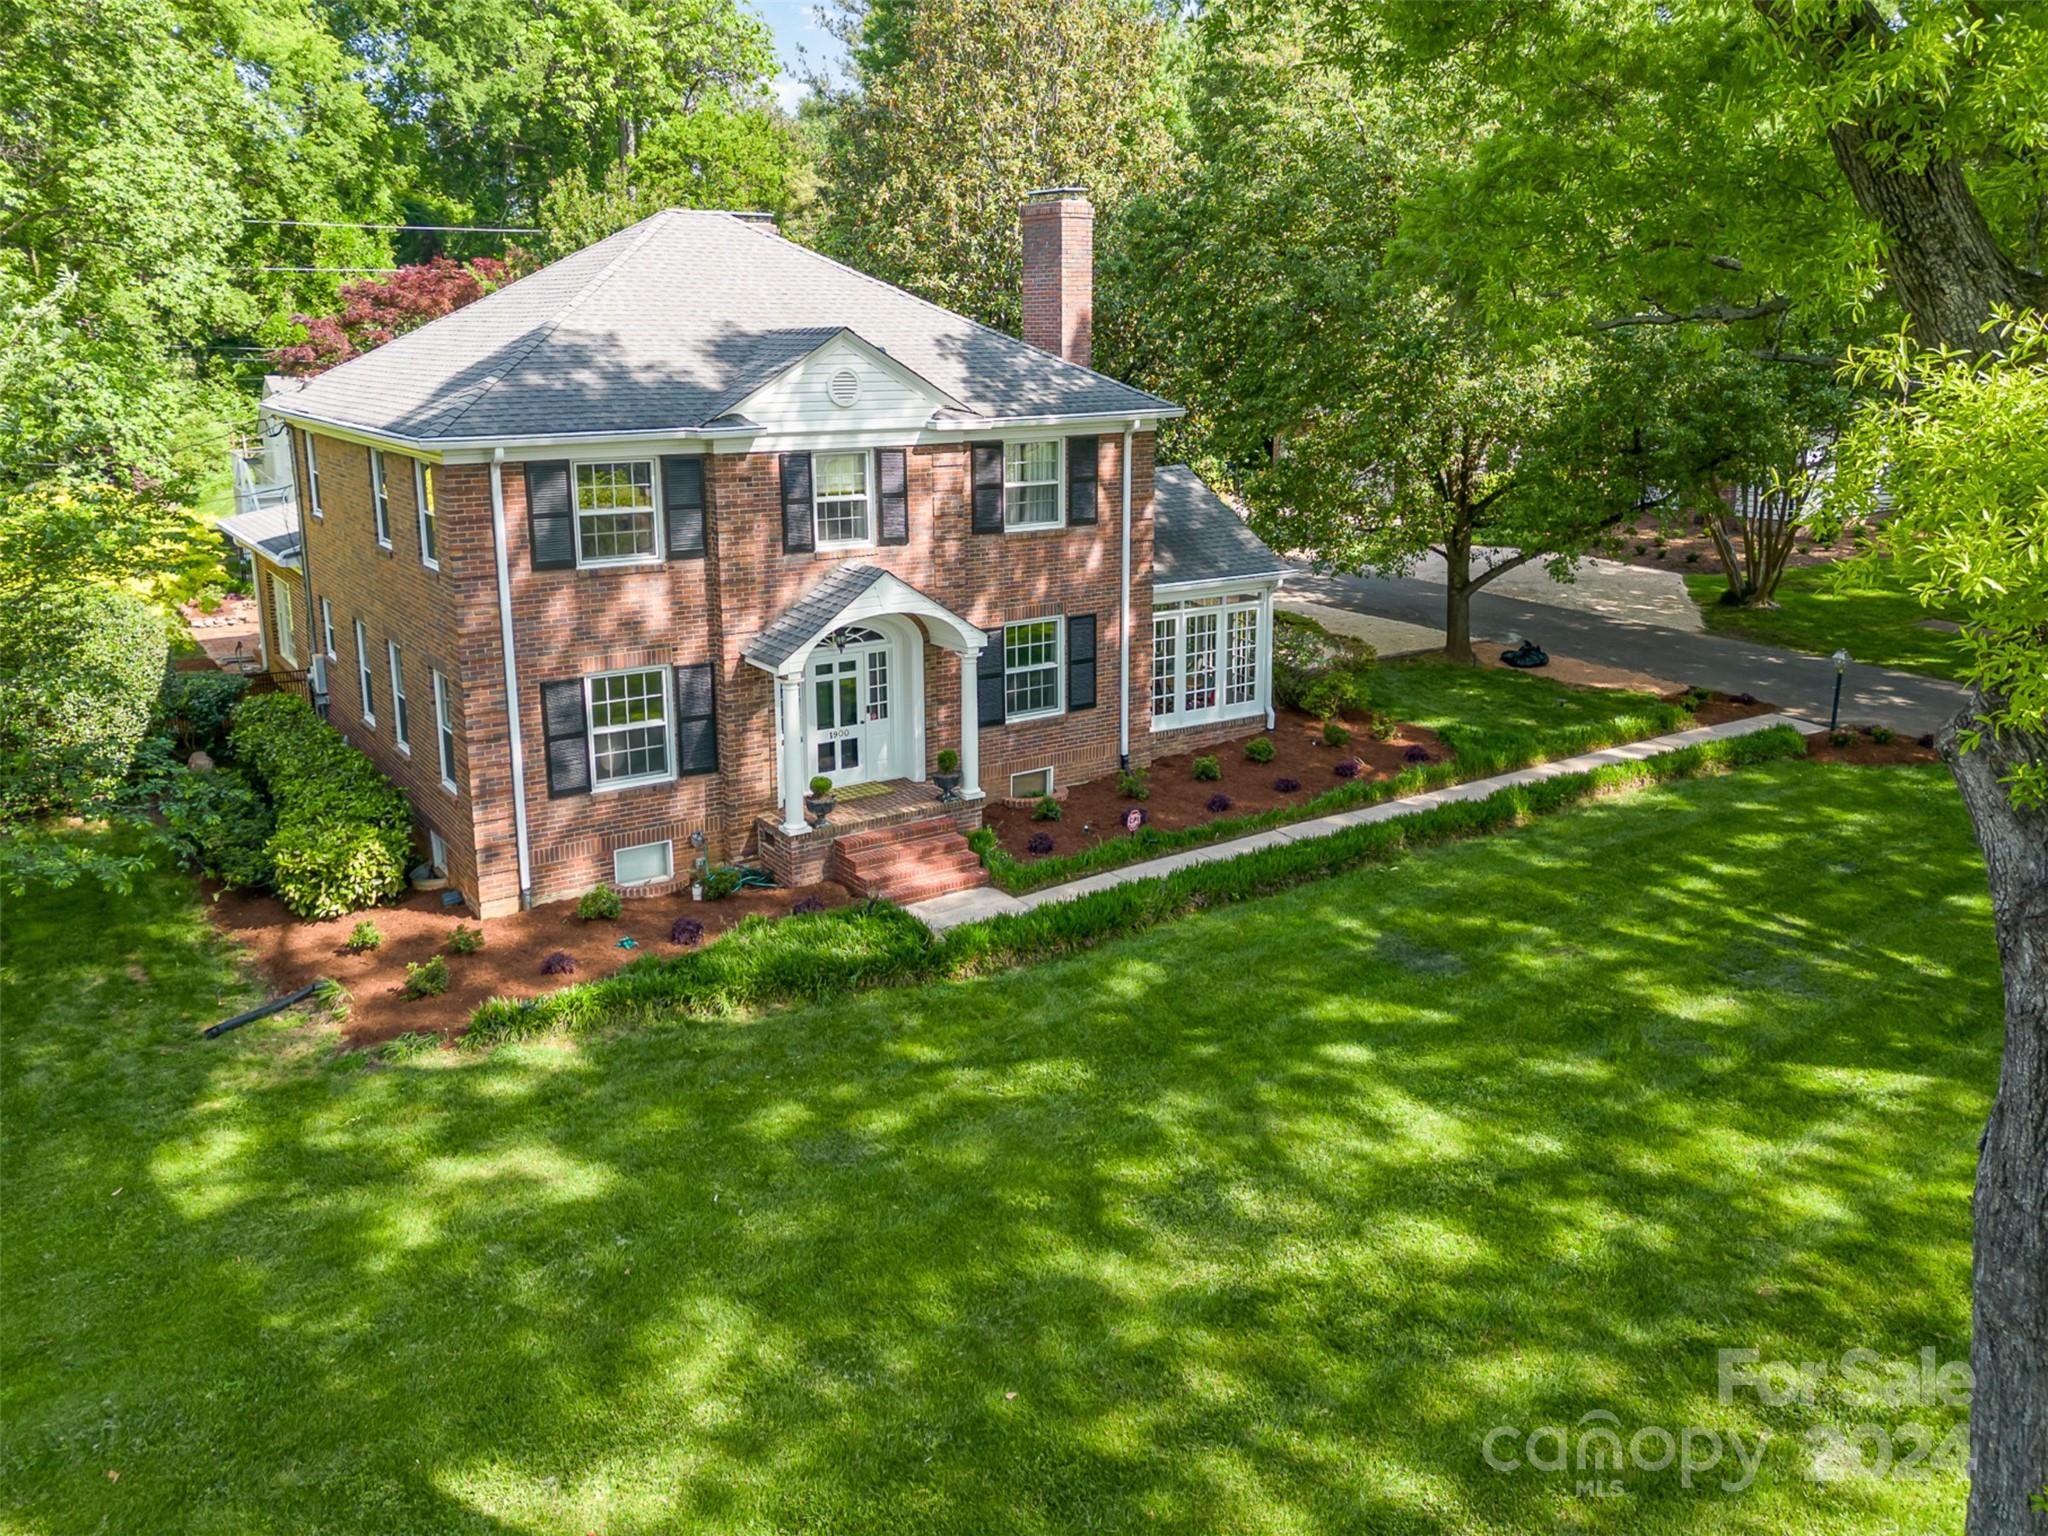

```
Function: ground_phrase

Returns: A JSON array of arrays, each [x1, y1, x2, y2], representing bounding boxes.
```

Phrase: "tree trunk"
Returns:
[[1944, 704, 2048, 1536], [1443, 520, 1475, 664]]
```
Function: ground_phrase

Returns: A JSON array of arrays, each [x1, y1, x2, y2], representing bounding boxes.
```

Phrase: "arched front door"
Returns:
[[807, 625, 895, 787]]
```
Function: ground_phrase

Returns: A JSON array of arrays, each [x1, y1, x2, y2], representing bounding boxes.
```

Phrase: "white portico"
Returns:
[[742, 563, 988, 836]]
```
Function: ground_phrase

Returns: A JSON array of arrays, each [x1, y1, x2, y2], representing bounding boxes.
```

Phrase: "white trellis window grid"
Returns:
[[574, 461, 659, 564], [1153, 593, 1263, 726], [813, 451, 872, 546], [1003, 441, 1061, 528], [587, 668, 672, 787]]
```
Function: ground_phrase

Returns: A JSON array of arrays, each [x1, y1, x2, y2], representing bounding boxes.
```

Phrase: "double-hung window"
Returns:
[[1003, 618, 1062, 719], [431, 669, 457, 793], [1152, 593, 1264, 726], [587, 667, 672, 788], [415, 460, 439, 569], [574, 460, 658, 565], [354, 619, 375, 725], [268, 572, 298, 667], [387, 641, 409, 751], [1003, 441, 1061, 529], [320, 597, 336, 660], [371, 449, 392, 547], [813, 451, 871, 546], [304, 433, 322, 518]]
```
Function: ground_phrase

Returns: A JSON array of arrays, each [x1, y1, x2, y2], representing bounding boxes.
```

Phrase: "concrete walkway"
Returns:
[[1284, 568, 1970, 737], [908, 713, 1820, 933]]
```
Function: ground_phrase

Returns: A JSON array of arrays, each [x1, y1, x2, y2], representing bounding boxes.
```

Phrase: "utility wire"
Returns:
[[243, 219, 541, 233]]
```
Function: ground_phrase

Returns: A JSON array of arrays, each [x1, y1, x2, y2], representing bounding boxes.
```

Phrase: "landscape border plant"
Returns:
[[464, 728, 1806, 1048]]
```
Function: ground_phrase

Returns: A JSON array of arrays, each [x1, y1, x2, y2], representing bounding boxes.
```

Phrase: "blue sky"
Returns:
[[752, 0, 846, 111]]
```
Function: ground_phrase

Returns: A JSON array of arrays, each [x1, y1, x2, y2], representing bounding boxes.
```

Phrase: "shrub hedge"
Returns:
[[0, 586, 167, 819], [464, 726, 1807, 1048], [229, 693, 411, 918]]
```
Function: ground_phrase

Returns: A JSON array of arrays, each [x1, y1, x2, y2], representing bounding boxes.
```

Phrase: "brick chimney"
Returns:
[[1020, 188, 1093, 369]]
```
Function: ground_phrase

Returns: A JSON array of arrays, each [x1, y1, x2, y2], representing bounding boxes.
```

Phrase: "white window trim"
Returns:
[[427, 829, 449, 875], [387, 641, 410, 753], [1003, 437, 1065, 533], [304, 433, 322, 519], [354, 619, 376, 727], [370, 449, 393, 548], [320, 597, 336, 661], [812, 448, 875, 550], [612, 839, 675, 887], [585, 665, 677, 792], [1151, 590, 1270, 731], [431, 669, 458, 795], [572, 457, 664, 570], [1008, 765, 1055, 800], [1002, 616, 1064, 722], [414, 459, 439, 571], [269, 572, 299, 667]]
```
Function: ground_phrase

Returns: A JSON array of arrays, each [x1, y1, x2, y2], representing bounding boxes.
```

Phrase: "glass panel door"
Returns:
[[1183, 610, 1218, 712], [809, 639, 891, 786]]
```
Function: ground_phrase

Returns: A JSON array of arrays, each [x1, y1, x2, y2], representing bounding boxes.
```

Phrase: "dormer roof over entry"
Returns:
[[271, 211, 1179, 448]]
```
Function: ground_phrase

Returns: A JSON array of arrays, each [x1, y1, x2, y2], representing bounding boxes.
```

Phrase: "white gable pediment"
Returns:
[[727, 331, 963, 438]]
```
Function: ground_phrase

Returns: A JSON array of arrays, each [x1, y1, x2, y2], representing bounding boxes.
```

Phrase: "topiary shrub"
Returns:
[[1026, 832, 1055, 855], [447, 923, 483, 954], [229, 694, 410, 918], [0, 586, 168, 818], [1273, 776, 1301, 793], [576, 883, 623, 921], [1244, 737, 1275, 764], [791, 895, 828, 915], [401, 954, 449, 999], [1191, 755, 1221, 782], [1115, 768, 1150, 801], [540, 950, 576, 975], [1321, 719, 1352, 748], [1031, 794, 1062, 822], [155, 669, 248, 754], [1206, 793, 1233, 813], [344, 920, 383, 953]]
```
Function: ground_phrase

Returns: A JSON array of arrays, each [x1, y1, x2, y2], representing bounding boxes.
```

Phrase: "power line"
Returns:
[[244, 219, 541, 233], [241, 267, 401, 274]]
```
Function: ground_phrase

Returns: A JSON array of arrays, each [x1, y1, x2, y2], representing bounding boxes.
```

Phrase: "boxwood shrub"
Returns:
[[229, 693, 411, 918]]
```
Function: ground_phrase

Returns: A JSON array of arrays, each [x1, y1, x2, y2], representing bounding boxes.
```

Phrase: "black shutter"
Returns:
[[1066, 614, 1097, 711], [977, 626, 1007, 727], [780, 453, 814, 554], [971, 443, 1004, 534], [673, 662, 717, 776], [877, 449, 909, 545], [525, 461, 575, 570], [1066, 436, 1099, 525], [662, 455, 706, 560], [539, 678, 590, 797]]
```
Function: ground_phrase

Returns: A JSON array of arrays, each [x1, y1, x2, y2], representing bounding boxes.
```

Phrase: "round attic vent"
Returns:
[[827, 367, 861, 408]]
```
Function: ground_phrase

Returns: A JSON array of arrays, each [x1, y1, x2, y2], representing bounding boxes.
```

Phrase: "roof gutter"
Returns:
[[489, 447, 534, 909], [1119, 419, 1135, 772]]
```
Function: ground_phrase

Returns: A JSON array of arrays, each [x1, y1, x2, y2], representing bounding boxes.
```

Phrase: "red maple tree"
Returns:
[[272, 251, 535, 375]]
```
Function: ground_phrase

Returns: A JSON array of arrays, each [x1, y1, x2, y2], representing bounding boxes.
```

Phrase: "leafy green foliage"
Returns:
[[153, 669, 249, 754], [576, 885, 624, 922], [1115, 768, 1150, 801], [1244, 737, 1276, 764], [156, 764, 274, 888], [1190, 756, 1221, 782], [0, 586, 169, 819], [345, 921, 384, 954], [447, 924, 484, 955], [1030, 795, 1062, 822], [401, 954, 450, 1000], [229, 695, 410, 918]]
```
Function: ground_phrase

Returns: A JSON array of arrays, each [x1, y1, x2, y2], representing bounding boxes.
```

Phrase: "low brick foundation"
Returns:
[[755, 780, 983, 888]]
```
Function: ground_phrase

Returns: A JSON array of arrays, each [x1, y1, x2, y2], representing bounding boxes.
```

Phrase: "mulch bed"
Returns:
[[983, 706, 1448, 861], [205, 878, 853, 1047], [1803, 725, 1943, 766], [1680, 691, 1781, 728], [1605, 515, 1864, 574]]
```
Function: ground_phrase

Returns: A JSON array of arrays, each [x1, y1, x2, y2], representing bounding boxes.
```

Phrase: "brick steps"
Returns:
[[833, 817, 989, 904]]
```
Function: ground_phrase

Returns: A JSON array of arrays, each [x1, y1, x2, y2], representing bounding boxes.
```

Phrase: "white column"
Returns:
[[1260, 590, 1277, 728], [778, 674, 810, 834], [958, 647, 984, 801]]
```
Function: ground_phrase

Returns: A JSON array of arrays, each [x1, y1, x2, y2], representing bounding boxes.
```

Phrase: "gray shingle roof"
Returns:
[[218, 503, 302, 567], [743, 563, 891, 671], [1152, 465, 1288, 588], [279, 212, 1178, 442]]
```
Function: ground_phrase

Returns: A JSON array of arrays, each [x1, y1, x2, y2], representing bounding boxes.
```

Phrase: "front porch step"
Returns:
[[832, 818, 989, 904]]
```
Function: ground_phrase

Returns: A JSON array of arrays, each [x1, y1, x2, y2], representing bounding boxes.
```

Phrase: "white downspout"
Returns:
[[489, 448, 534, 907], [1118, 419, 1135, 770]]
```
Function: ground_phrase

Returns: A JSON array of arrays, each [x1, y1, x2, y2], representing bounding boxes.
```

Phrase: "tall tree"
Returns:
[[1313, 3, 2048, 1526], [813, 0, 1176, 335]]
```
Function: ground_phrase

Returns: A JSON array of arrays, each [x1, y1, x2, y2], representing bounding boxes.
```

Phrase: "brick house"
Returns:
[[246, 194, 1286, 917]]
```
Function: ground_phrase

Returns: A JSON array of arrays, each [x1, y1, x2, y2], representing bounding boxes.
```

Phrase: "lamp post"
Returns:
[[1829, 648, 1850, 732]]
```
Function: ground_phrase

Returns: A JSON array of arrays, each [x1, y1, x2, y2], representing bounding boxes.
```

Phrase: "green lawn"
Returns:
[[1363, 656, 1688, 770], [2, 764, 1995, 1533], [1684, 564, 1969, 681]]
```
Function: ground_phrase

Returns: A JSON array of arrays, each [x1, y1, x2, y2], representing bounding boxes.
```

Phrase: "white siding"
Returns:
[[734, 336, 948, 436]]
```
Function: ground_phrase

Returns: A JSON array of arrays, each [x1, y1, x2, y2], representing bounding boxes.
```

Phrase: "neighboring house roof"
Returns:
[[1152, 465, 1289, 588], [218, 502, 302, 569], [744, 562, 983, 674], [276, 211, 1179, 444]]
